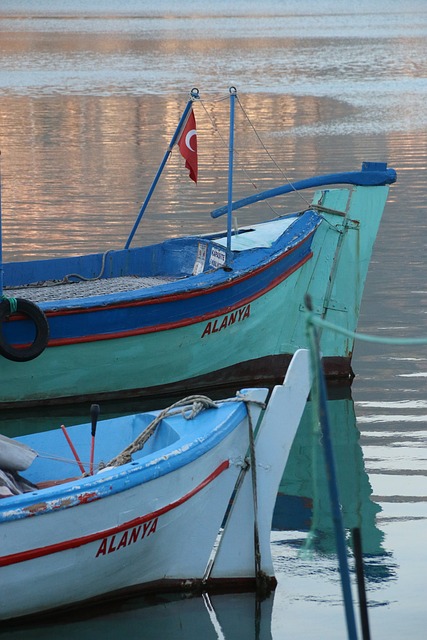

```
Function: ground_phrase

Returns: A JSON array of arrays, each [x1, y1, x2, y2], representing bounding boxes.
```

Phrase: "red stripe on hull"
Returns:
[[46, 251, 312, 347], [0, 459, 230, 567], [42, 231, 315, 319]]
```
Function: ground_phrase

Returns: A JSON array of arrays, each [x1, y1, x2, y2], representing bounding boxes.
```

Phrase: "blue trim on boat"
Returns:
[[0, 400, 249, 523], [3, 212, 320, 344], [210, 162, 397, 218]]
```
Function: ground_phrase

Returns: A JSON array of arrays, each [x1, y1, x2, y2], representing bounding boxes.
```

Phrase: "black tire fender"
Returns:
[[0, 297, 50, 362]]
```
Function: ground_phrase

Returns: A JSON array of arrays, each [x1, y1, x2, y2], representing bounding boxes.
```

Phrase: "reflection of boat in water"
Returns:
[[273, 395, 397, 584], [0, 591, 274, 639]]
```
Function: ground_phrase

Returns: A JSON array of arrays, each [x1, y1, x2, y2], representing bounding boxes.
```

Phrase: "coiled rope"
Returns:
[[104, 393, 265, 470]]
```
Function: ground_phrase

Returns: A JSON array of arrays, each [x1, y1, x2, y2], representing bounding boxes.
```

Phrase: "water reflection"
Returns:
[[1, 2, 426, 265], [273, 397, 398, 585], [0, 592, 274, 640]]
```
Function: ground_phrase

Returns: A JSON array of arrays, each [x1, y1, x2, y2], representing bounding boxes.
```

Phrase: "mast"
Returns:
[[225, 86, 237, 268]]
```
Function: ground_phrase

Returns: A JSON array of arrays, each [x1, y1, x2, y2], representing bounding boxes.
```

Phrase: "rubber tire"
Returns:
[[0, 298, 50, 362]]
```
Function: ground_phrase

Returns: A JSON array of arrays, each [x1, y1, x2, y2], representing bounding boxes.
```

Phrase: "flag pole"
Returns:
[[124, 88, 200, 249], [226, 86, 237, 269]]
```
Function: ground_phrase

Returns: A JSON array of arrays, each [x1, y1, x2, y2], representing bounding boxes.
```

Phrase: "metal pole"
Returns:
[[226, 87, 237, 268], [124, 88, 200, 249], [305, 293, 359, 640], [352, 527, 371, 640]]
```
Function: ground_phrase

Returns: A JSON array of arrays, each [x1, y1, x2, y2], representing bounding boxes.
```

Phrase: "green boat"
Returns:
[[0, 89, 396, 407]]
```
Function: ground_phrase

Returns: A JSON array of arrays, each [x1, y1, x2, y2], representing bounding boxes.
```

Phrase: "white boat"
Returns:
[[0, 349, 311, 622]]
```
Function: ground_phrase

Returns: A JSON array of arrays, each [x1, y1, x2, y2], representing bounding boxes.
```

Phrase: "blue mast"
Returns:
[[125, 88, 200, 249], [225, 86, 237, 268], [305, 294, 359, 640]]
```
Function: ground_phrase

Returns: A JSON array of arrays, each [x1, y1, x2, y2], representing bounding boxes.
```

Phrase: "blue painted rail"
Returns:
[[210, 162, 397, 218]]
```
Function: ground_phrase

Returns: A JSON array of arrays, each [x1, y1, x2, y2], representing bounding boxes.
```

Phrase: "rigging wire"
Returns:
[[200, 94, 313, 217]]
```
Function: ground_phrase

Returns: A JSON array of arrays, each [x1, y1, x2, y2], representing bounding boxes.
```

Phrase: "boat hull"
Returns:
[[0, 441, 244, 619], [0, 350, 312, 621], [0, 264, 344, 407], [0, 401, 261, 620], [0, 178, 392, 406]]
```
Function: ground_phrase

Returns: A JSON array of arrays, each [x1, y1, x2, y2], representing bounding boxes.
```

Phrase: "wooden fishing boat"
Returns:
[[0, 89, 396, 407], [0, 349, 310, 622]]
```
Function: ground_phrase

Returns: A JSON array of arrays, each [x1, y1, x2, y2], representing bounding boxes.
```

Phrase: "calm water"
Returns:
[[1, 1, 427, 638]]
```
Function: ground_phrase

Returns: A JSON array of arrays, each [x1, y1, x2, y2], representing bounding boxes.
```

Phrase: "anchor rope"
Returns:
[[246, 390, 271, 595], [199, 98, 282, 219], [235, 94, 312, 211], [200, 96, 339, 228], [200, 395, 267, 590]]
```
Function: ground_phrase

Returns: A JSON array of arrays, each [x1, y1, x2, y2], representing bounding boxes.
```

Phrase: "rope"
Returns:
[[1, 295, 17, 313], [28, 395, 265, 484], [199, 97, 291, 219], [61, 249, 112, 284], [235, 95, 312, 211], [201, 395, 267, 588], [306, 310, 427, 345], [305, 298, 359, 639], [6, 250, 113, 290], [105, 395, 221, 469], [301, 308, 329, 558], [106, 394, 265, 469], [302, 305, 427, 558]]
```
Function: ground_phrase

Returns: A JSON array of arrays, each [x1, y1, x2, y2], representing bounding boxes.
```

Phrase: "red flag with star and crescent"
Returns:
[[177, 108, 198, 183]]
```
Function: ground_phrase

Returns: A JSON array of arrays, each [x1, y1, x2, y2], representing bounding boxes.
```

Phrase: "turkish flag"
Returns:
[[177, 108, 198, 183]]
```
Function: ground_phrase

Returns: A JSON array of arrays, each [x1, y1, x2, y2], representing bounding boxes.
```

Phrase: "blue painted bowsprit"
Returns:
[[211, 162, 397, 219]]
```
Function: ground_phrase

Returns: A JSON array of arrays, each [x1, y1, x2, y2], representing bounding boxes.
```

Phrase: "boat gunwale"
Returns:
[[0, 399, 250, 523], [4, 211, 320, 313]]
